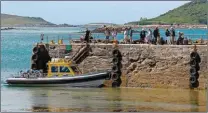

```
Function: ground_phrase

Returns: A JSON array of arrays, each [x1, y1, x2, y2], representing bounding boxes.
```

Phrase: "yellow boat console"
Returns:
[[47, 58, 82, 77]]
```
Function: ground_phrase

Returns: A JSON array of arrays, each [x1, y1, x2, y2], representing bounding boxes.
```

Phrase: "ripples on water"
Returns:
[[1, 86, 206, 112], [1, 27, 207, 112]]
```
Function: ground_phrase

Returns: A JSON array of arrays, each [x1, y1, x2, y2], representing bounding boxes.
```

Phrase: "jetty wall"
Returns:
[[49, 44, 208, 89]]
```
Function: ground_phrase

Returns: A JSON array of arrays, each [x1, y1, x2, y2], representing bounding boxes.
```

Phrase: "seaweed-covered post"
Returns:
[[111, 41, 122, 87], [189, 45, 201, 88]]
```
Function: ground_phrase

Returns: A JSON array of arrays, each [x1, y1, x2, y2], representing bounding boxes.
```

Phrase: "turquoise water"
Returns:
[[1, 27, 207, 112]]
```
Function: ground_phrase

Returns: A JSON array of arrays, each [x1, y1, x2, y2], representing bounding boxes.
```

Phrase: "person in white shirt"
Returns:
[[123, 27, 129, 44], [111, 28, 117, 40]]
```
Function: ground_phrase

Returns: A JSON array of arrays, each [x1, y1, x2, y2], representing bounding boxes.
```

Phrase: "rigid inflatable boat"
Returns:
[[6, 58, 111, 87]]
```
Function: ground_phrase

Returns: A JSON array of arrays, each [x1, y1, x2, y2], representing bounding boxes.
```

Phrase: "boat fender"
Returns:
[[111, 73, 119, 81], [112, 81, 119, 87], [112, 65, 121, 73], [31, 63, 37, 69], [190, 67, 196, 75], [191, 72, 199, 79], [190, 59, 196, 67], [190, 80, 199, 88], [112, 78, 122, 87], [112, 49, 120, 57], [112, 57, 119, 64], [33, 47, 39, 54], [189, 76, 196, 84], [190, 52, 201, 63], [31, 54, 38, 61]]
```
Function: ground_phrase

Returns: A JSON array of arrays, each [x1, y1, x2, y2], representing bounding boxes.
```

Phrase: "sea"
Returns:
[[1, 27, 207, 112]]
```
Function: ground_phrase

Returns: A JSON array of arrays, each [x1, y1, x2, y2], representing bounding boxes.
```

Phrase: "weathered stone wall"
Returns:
[[49, 43, 208, 89]]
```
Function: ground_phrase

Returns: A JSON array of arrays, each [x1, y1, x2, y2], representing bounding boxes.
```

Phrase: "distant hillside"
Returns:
[[126, 0, 207, 25], [1, 14, 57, 27]]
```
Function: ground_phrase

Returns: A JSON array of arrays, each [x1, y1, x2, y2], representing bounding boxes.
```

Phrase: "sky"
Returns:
[[1, 1, 190, 25]]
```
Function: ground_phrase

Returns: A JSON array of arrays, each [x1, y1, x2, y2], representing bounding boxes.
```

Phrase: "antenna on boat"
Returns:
[[57, 36, 59, 59]]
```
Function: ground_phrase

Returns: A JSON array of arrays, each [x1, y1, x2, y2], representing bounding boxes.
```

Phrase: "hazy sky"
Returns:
[[1, 1, 190, 25]]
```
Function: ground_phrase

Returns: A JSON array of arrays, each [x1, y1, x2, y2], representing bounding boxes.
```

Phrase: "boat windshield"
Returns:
[[51, 66, 58, 72], [60, 66, 70, 72]]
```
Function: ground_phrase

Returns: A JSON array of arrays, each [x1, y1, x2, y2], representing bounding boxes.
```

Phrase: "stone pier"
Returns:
[[49, 43, 208, 89]]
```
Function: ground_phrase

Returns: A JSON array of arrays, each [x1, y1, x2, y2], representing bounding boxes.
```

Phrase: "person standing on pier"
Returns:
[[140, 28, 146, 43], [165, 28, 171, 45], [84, 28, 91, 43], [104, 27, 111, 43], [111, 28, 117, 40], [170, 27, 176, 45], [124, 27, 129, 44], [129, 27, 134, 44], [153, 27, 159, 45], [146, 29, 152, 44]]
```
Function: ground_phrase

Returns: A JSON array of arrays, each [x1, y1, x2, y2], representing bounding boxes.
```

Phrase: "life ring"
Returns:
[[190, 67, 196, 75], [31, 54, 38, 61], [33, 47, 39, 54], [111, 73, 119, 81], [189, 76, 196, 84]]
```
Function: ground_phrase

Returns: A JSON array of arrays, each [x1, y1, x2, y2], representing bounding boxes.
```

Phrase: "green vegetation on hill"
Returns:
[[1, 14, 55, 27], [126, 0, 207, 25]]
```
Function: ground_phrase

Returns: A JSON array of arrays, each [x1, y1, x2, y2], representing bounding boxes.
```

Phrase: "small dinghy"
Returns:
[[6, 58, 111, 87]]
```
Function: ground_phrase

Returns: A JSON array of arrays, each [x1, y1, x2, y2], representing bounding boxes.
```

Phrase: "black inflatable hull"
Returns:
[[6, 72, 109, 87]]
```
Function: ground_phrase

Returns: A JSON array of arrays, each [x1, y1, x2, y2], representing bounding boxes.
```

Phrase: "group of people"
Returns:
[[82, 26, 189, 45]]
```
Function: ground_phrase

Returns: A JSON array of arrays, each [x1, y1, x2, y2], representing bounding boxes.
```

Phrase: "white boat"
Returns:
[[5, 58, 111, 87]]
